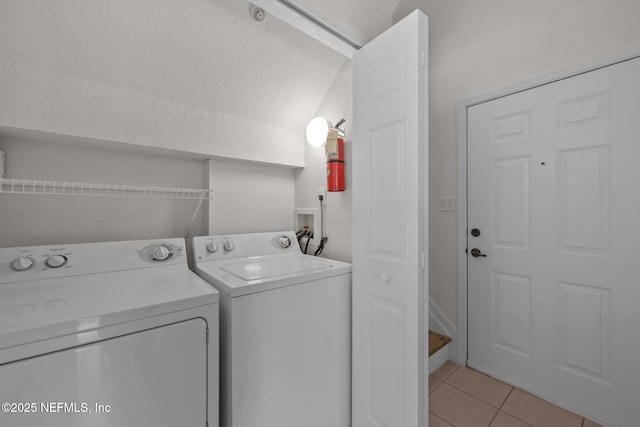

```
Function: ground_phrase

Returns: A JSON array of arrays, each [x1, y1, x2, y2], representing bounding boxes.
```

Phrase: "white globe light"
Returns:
[[306, 117, 330, 147]]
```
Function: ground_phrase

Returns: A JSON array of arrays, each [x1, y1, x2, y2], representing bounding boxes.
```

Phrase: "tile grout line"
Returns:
[[442, 380, 504, 410], [433, 382, 501, 427], [429, 411, 455, 427], [494, 387, 536, 427], [498, 387, 515, 410], [486, 408, 501, 427], [484, 387, 516, 427], [430, 378, 444, 395], [438, 365, 507, 426], [442, 371, 513, 411], [497, 409, 534, 427], [434, 364, 461, 383], [439, 367, 591, 427], [500, 386, 587, 427], [432, 370, 494, 427], [443, 376, 538, 427]]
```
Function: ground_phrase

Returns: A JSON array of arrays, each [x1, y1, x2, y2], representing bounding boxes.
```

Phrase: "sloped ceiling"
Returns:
[[251, 0, 404, 55], [0, 0, 352, 166], [289, 0, 403, 45]]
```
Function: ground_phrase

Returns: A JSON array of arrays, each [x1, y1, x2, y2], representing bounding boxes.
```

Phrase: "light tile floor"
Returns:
[[429, 361, 605, 427]]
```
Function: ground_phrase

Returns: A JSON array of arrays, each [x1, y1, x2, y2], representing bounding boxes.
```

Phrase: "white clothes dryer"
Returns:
[[0, 238, 219, 427], [192, 231, 351, 427]]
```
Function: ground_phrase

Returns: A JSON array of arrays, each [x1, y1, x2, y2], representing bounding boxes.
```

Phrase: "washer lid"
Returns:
[[221, 255, 332, 280], [195, 254, 352, 297], [0, 266, 218, 351]]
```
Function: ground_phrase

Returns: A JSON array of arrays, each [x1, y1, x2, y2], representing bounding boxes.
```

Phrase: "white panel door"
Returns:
[[468, 57, 640, 427], [352, 10, 428, 427]]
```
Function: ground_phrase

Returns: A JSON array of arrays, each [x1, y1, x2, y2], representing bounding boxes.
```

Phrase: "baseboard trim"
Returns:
[[428, 297, 457, 361], [428, 344, 449, 375]]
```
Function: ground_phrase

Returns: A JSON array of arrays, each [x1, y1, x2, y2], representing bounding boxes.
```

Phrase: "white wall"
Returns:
[[0, 131, 296, 249], [0, 0, 347, 167], [295, 60, 352, 263], [393, 0, 640, 327], [207, 159, 296, 235], [0, 133, 207, 247]]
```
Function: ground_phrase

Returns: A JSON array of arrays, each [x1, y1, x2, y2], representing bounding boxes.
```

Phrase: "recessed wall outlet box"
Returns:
[[294, 208, 321, 244], [0, 150, 5, 178]]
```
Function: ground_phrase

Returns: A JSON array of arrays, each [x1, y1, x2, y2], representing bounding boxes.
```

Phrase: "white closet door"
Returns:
[[352, 10, 428, 427], [467, 56, 640, 426]]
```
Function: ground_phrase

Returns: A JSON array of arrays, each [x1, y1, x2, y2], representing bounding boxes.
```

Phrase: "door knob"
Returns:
[[470, 248, 487, 258]]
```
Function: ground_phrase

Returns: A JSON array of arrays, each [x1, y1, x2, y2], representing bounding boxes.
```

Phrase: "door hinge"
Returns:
[[421, 50, 425, 67], [421, 252, 425, 269]]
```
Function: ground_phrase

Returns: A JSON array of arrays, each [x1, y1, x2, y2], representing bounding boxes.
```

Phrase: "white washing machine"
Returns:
[[0, 238, 219, 427], [192, 231, 351, 427]]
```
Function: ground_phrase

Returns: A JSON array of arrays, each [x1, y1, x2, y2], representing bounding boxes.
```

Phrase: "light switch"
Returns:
[[440, 196, 455, 212]]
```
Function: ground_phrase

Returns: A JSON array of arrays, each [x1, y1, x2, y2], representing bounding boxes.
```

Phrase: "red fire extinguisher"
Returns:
[[326, 123, 345, 192]]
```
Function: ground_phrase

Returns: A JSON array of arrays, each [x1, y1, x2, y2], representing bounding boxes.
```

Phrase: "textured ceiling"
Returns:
[[0, 0, 416, 166], [0, 0, 351, 166]]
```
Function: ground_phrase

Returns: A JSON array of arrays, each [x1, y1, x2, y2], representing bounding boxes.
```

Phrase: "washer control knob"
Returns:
[[224, 240, 235, 252], [278, 236, 292, 248], [12, 256, 33, 271], [207, 242, 219, 253], [152, 245, 170, 261], [46, 255, 67, 268]]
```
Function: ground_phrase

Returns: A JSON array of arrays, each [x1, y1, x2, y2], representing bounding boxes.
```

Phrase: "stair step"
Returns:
[[429, 330, 451, 357]]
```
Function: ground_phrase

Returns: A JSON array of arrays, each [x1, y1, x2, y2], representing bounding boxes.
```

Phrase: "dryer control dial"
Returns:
[[138, 242, 180, 263], [207, 242, 219, 253], [45, 255, 67, 268], [152, 245, 171, 261], [278, 236, 292, 248], [12, 256, 34, 271], [223, 240, 235, 252]]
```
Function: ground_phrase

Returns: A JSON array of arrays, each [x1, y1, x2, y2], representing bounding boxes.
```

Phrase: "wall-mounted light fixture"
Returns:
[[305, 117, 330, 147], [305, 117, 345, 147]]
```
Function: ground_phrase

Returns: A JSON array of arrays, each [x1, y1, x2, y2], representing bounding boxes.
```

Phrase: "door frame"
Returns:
[[454, 46, 640, 365]]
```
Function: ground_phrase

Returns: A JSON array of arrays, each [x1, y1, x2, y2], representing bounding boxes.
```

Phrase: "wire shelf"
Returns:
[[0, 178, 212, 200]]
